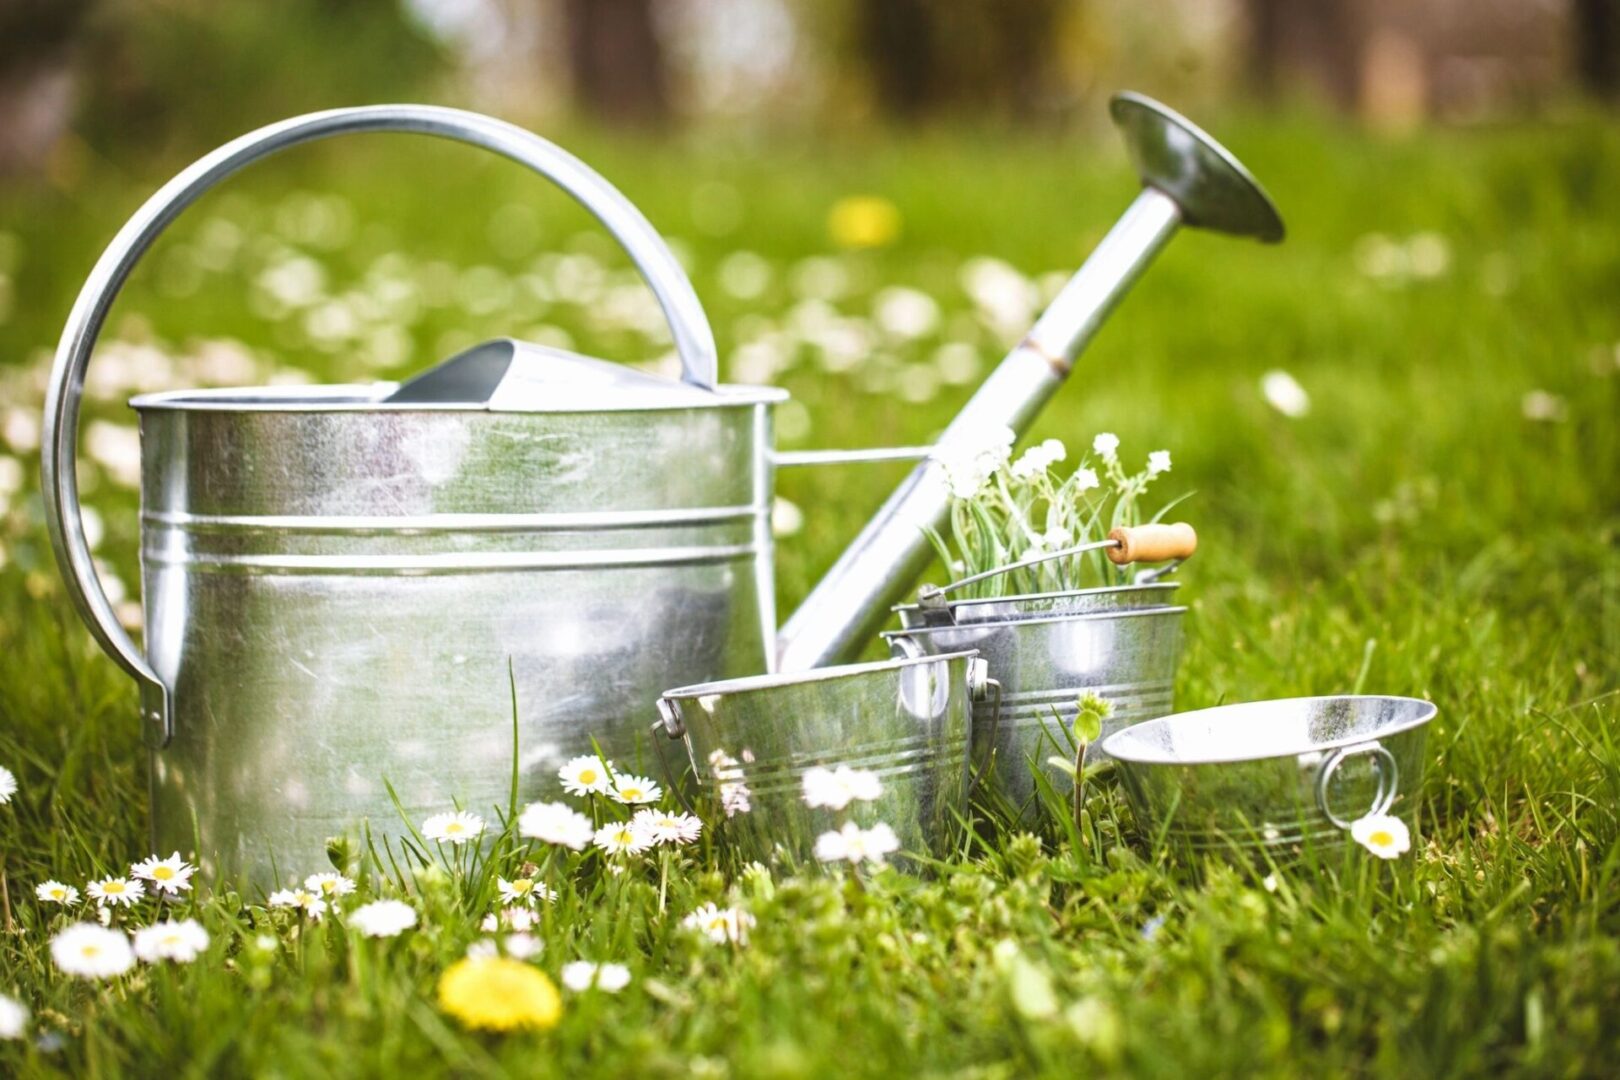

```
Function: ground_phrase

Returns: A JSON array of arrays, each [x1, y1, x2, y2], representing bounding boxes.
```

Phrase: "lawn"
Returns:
[[0, 107, 1617, 1076]]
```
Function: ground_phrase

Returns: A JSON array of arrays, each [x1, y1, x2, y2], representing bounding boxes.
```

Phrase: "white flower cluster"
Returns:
[[1008, 437, 1066, 481], [800, 765, 901, 869], [558, 754, 662, 805], [708, 748, 753, 818], [937, 425, 1015, 499], [561, 960, 632, 993], [682, 902, 754, 946], [267, 870, 359, 921], [50, 917, 212, 979]]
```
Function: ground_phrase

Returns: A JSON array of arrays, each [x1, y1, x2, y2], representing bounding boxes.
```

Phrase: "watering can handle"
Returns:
[[41, 105, 719, 748]]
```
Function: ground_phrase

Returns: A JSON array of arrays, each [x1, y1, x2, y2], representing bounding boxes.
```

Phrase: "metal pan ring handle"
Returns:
[[1314, 741, 1399, 830], [42, 105, 719, 747]]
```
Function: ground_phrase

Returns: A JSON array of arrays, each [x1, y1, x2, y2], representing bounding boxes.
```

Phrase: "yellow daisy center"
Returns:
[[579, 769, 598, 785], [153, 866, 175, 880], [620, 787, 643, 800], [513, 879, 533, 894], [50, 888, 66, 899], [446, 822, 465, 834], [1370, 830, 1394, 847], [81, 945, 101, 958], [104, 882, 125, 894]]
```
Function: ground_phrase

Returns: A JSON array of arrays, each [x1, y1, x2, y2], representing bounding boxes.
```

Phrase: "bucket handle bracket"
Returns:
[[1314, 741, 1399, 830]]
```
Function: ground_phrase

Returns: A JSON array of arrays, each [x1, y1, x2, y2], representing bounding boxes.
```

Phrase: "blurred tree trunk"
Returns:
[[1245, 0, 1363, 110], [562, 0, 670, 125], [0, 0, 96, 177], [855, 0, 1063, 120], [1574, 0, 1620, 101]]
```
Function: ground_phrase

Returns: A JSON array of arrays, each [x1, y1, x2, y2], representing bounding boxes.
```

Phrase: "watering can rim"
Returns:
[[127, 380, 788, 414]]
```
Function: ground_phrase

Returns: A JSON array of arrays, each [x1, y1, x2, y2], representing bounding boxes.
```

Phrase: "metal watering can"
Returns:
[[43, 95, 1282, 887]]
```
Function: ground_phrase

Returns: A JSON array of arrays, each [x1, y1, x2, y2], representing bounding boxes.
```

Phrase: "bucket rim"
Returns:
[[891, 580, 1181, 616], [1101, 694, 1437, 767], [884, 604, 1187, 637], [129, 382, 789, 414], [661, 649, 980, 700]]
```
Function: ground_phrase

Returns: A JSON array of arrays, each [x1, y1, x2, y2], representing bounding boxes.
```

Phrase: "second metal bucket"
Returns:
[[654, 651, 992, 867]]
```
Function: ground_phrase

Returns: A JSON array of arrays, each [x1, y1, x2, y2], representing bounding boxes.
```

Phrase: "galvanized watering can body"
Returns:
[[45, 98, 1283, 888]]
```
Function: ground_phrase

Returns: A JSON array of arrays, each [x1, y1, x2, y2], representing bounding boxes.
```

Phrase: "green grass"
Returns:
[[0, 108, 1618, 1076]]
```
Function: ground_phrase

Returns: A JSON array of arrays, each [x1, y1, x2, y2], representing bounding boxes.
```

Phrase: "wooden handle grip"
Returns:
[[1107, 522, 1197, 564]]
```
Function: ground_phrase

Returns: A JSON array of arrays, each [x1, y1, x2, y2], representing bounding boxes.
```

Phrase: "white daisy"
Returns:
[[801, 765, 883, 811], [86, 877, 144, 909], [557, 754, 614, 797], [466, 938, 499, 959], [504, 932, 543, 960], [609, 774, 661, 805], [304, 872, 357, 898], [681, 902, 754, 945], [517, 801, 595, 850], [561, 960, 631, 993], [51, 923, 135, 979], [593, 821, 655, 856], [1350, 814, 1411, 860], [0, 993, 26, 1040], [631, 808, 703, 846], [814, 821, 902, 866], [1260, 369, 1310, 418], [132, 919, 210, 964], [0, 765, 15, 804], [497, 876, 557, 906], [421, 811, 485, 845], [348, 899, 417, 938], [35, 880, 80, 905], [481, 907, 537, 933], [1147, 450, 1172, 476], [267, 888, 328, 919], [1092, 432, 1120, 461], [130, 852, 196, 895]]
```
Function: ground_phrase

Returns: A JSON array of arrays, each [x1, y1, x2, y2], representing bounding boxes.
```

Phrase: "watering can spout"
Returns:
[[776, 92, 1283, 672]]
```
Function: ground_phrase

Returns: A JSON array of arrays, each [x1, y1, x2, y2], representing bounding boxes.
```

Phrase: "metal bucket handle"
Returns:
[[1314, 740, 1399, 829], [41, 105, 719, 748]]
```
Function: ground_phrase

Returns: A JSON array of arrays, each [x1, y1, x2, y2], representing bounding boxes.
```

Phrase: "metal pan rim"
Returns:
[[660, 649, 980, 700]]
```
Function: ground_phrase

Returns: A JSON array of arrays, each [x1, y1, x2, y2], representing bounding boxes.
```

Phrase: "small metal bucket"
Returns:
[[654, 651, 993, 867], [1101, 695, 1435, 853], [885, 588, 1183, 820]]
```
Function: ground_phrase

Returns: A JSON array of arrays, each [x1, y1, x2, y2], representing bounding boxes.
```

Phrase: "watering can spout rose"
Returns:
[[41, 95, 1283, 886]]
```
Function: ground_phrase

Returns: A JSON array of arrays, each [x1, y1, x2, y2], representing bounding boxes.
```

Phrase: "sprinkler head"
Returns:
[[1110, 91, 1285, 243]]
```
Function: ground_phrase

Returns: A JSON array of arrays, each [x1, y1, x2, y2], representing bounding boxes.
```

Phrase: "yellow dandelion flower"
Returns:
[[437, 956, 561, 1032], [828, 195, 901, 249]]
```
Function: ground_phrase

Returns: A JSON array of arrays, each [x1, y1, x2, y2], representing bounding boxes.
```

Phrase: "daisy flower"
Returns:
[[593, 821, 655, 856], [560, 961, 631, 993], [1350, 814, 1411, 859], [466, 939, 499, 960], [51, 924, 135, 979], [814, 821, 901, 866], [267, 888, 328, 919], [801, 765, 883, 811], [482, 907, 537, 933], [557, 754, 614, 797], [438, 956, 561, 1032], [348, 899, 418, 938], [1092, 432, 1120, 462], [133, 919, 210, 964], [1147, 450, 1172, 476], [0, 993, 26, 1040], [609, 774, 661, 805], [517, 801, 595, 850], [35, 880, 79, 905], [86, 877, 144, 909], [421, 811, 486, 845], [682, 902, 754, 945], [130, 852, 196, 895], [497, 876, 556, 906], [304, 872, 357, 898], [0, 765, 15, 804], [631, 808, 703, 846], [504, 933, 543, 960]]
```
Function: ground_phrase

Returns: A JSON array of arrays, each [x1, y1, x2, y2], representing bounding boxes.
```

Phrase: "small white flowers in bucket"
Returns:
[[1350, 814, 1411, 859], [801, 765, 883, 811], [51, 924, 136, 979], [133, 919, 211, 964], [348, 900, 419, 939], [421, 811, 486, 845], [814, 821, 901, 867], [561, 961, 632, 993]]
